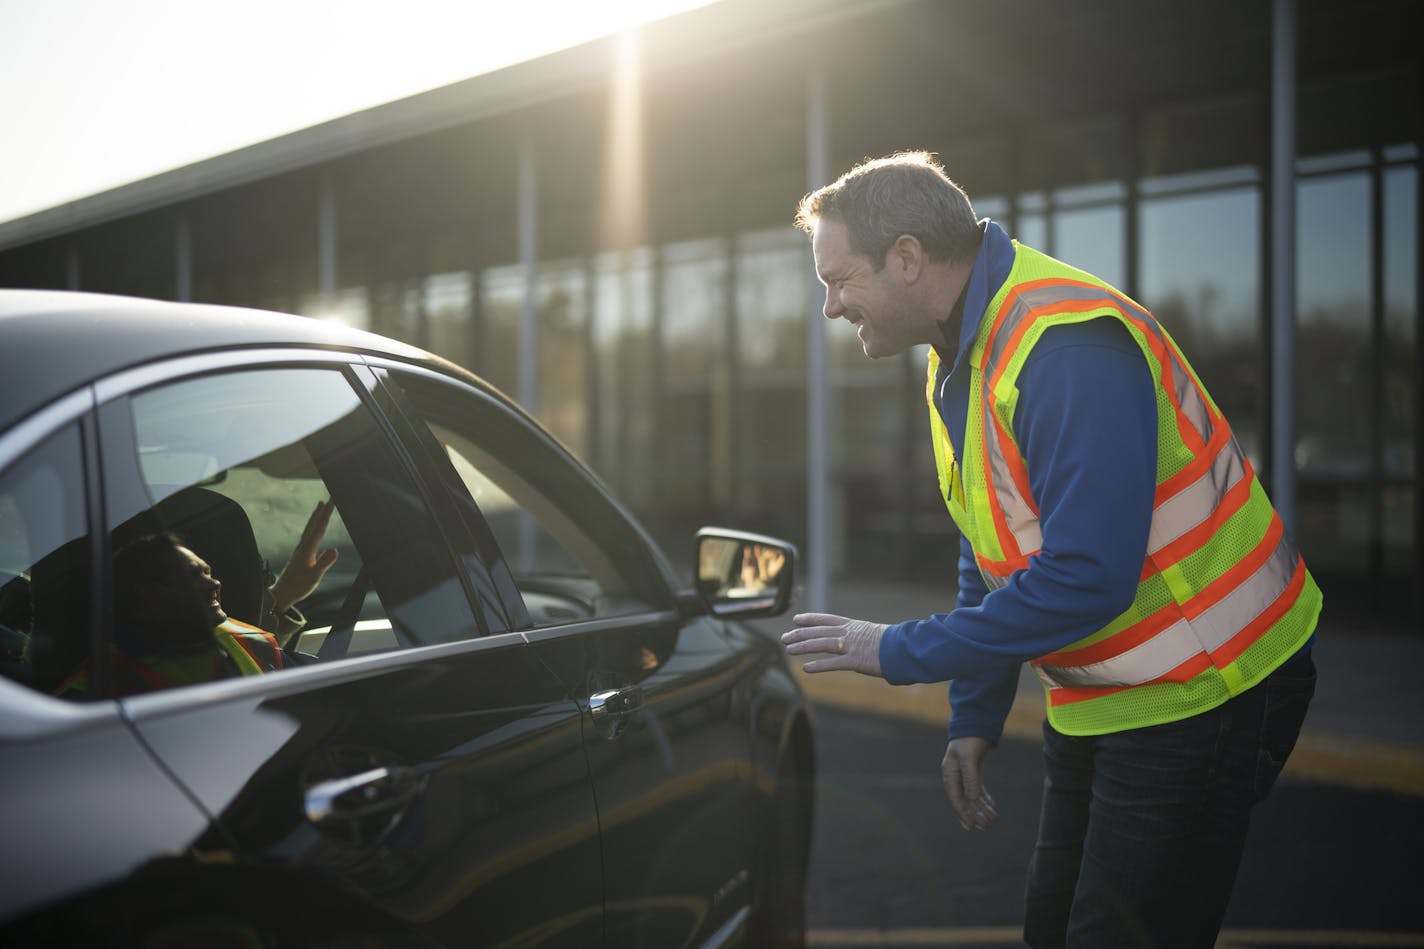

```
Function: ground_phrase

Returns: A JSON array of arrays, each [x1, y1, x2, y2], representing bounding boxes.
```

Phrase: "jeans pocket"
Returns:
[[1254, 653, 1317, 801]]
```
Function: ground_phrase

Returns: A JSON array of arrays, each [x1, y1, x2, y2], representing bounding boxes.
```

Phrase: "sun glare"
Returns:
[[0, 0, 718, 224]]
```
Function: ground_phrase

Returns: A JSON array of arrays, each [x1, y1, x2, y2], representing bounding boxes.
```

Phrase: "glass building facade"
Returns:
[[1, 0, 1418, 626]]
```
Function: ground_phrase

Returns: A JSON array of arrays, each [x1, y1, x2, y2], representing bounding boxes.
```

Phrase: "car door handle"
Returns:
[[304, 766, 420, 826], [590, 686, 644, 723]]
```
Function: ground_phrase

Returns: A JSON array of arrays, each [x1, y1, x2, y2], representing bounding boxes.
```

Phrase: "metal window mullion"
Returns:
[[805, 63, 830, 613], [1269, 0, 1298, 534]]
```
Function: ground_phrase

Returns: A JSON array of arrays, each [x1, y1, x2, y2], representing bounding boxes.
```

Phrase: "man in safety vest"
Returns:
[[782, 152, 1320, 948]]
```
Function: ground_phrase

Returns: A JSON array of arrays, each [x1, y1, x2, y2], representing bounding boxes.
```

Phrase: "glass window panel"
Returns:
[[591, 248, 656, 509], [479, 266, 524, 398], [1383, 166, 1417, 480], [1297, 173, 1371, 477], [390, 371, 663, 625], [1016, 212, 1048, 255], [105, 367, 478, 696], [1382, 164, 1417, 581], [734, 228, 808, 540], [1053, 202, 1125, 289], [425, 271, 474, 370], [1294, 172, 1372, 574], [660, 239, 730, 520], [1138, 186, 1263, 461], [534, 260, 589, 457], [0, 425, 91, 697]]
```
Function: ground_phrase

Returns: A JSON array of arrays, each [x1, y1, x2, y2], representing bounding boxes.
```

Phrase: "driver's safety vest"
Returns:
[[928, 243, 1321, 736]]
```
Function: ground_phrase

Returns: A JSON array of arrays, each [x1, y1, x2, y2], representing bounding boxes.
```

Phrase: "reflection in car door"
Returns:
[[538, 614, 761, 947], [375, 365, 760, 946], [97, 357, 605, 947]]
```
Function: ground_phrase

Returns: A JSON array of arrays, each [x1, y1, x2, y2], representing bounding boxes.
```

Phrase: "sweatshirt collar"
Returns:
[[941, 218, 1016, 376]]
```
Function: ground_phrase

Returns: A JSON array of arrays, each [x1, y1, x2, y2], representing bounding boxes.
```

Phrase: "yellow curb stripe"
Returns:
[[807, 928, 1424, 947]]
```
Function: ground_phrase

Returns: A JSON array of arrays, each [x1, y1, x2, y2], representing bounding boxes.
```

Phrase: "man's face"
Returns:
[[812, 218, 920, 359]]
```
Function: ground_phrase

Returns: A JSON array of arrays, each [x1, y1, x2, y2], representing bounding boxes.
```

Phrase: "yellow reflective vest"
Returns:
[[55, 617, 285, 697], [928, 242, 1321, 735]]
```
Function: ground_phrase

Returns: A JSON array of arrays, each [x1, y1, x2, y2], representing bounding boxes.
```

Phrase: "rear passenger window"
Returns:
[[81, 366, 479, 699], [0, 424, 91, 695]]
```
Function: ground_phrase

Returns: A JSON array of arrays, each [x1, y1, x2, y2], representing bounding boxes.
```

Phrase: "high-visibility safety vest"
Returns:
[[54, 617, 285, 697], [928, 242, 1321, 736]]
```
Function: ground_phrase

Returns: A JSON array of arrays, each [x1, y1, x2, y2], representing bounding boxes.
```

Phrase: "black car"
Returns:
[[0, 290, 813, 948]]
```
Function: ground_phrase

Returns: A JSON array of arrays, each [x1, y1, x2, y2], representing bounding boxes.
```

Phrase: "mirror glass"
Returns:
[[697, 537, 789, 614]]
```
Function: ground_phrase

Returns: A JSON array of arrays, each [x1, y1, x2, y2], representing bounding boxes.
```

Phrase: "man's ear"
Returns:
[[889, 234, 923, 282]]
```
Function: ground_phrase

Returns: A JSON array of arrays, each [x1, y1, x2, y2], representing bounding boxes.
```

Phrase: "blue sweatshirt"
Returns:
[[878, 220, 1160, 745]]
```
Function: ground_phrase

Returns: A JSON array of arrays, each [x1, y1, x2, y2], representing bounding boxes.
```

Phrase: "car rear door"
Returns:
[[93, 353, 604, 947], [374, 363, 761, 947]]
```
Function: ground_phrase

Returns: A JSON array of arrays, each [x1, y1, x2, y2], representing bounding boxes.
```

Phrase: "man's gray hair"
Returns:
[[794, 151, 980, 268]]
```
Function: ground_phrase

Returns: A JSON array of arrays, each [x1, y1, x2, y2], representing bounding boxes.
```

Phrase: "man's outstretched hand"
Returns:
[[781, 612, 887, 677]]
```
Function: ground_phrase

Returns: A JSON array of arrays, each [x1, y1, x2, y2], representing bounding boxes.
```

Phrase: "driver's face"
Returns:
[[172, 545, 227, 627]]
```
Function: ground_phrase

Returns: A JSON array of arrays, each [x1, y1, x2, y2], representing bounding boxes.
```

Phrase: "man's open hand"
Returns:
[[781, 613, 886, 677]]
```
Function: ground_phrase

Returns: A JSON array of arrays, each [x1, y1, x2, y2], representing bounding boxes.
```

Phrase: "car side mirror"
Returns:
[[693, 528, 797, 618]]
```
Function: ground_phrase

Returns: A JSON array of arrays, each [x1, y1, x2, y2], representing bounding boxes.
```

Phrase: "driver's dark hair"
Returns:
[[112, 532, 187, 624], [794, 150, 980, 269]]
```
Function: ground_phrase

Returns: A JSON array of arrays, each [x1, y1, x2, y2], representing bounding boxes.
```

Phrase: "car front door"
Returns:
[[375, 364, 761, 947], [92, 354, 604, 947]]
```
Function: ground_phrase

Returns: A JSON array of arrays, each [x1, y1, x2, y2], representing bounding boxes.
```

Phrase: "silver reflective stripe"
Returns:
[[1147, 434, 1249, 556], [982, 397, 1042, 555], [1035, 526, 1299, 690]]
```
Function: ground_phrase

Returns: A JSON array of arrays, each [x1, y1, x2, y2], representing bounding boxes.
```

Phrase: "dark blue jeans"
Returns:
[[1023, 651, 1316, 948]]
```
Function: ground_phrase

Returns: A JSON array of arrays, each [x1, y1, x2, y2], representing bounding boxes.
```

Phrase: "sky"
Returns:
[[0, 0, 713, 225]]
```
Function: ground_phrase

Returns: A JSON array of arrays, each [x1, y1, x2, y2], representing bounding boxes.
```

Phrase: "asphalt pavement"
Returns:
[[749, 578, 1424, 947]]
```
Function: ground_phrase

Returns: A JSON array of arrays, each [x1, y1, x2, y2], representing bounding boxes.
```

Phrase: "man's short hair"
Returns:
[[794, 151, 980, 268]]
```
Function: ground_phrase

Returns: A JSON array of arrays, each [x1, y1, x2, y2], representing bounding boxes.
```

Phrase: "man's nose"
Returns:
[[823, 288, 843, 320]]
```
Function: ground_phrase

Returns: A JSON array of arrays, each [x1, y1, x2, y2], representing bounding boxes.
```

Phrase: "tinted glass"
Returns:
[[0, 425, 91, 696], [389, 371, 664, 627], [92, 367, 477, 698]]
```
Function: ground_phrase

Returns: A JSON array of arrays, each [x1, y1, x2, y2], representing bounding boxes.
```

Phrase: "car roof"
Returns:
[[0, 290, 435, 432]]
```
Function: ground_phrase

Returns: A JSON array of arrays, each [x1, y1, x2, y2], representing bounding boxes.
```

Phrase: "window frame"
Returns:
[[92, 349, 493, 671]]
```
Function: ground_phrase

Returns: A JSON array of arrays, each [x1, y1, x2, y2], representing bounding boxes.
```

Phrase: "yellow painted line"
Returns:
[[792, 666, 1424, 797], [808, 926, 1019, 945], [807, 929, 1424, 947]]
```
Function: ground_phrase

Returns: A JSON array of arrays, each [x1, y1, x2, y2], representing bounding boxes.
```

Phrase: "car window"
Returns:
[[0, 424, 92, 695], [386, 371, 673, 627], [81, 366, 478, 699]]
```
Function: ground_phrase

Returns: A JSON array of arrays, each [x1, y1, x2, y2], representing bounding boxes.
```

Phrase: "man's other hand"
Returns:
[[942, 736, 997, 831]]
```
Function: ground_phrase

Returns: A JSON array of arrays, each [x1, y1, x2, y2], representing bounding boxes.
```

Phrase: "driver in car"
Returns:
[[54, 505, 338, 698]]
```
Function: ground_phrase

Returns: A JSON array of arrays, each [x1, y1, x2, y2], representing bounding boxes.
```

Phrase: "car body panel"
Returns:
[[0, 289, 813, 946]]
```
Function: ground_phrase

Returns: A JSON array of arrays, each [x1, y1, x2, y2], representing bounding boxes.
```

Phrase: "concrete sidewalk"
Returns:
[[759, 579, 1424, 797]]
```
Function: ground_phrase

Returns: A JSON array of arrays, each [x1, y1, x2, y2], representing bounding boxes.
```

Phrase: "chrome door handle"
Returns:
[[304, 765, 419, 826], [590, 686, 644, 723]]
